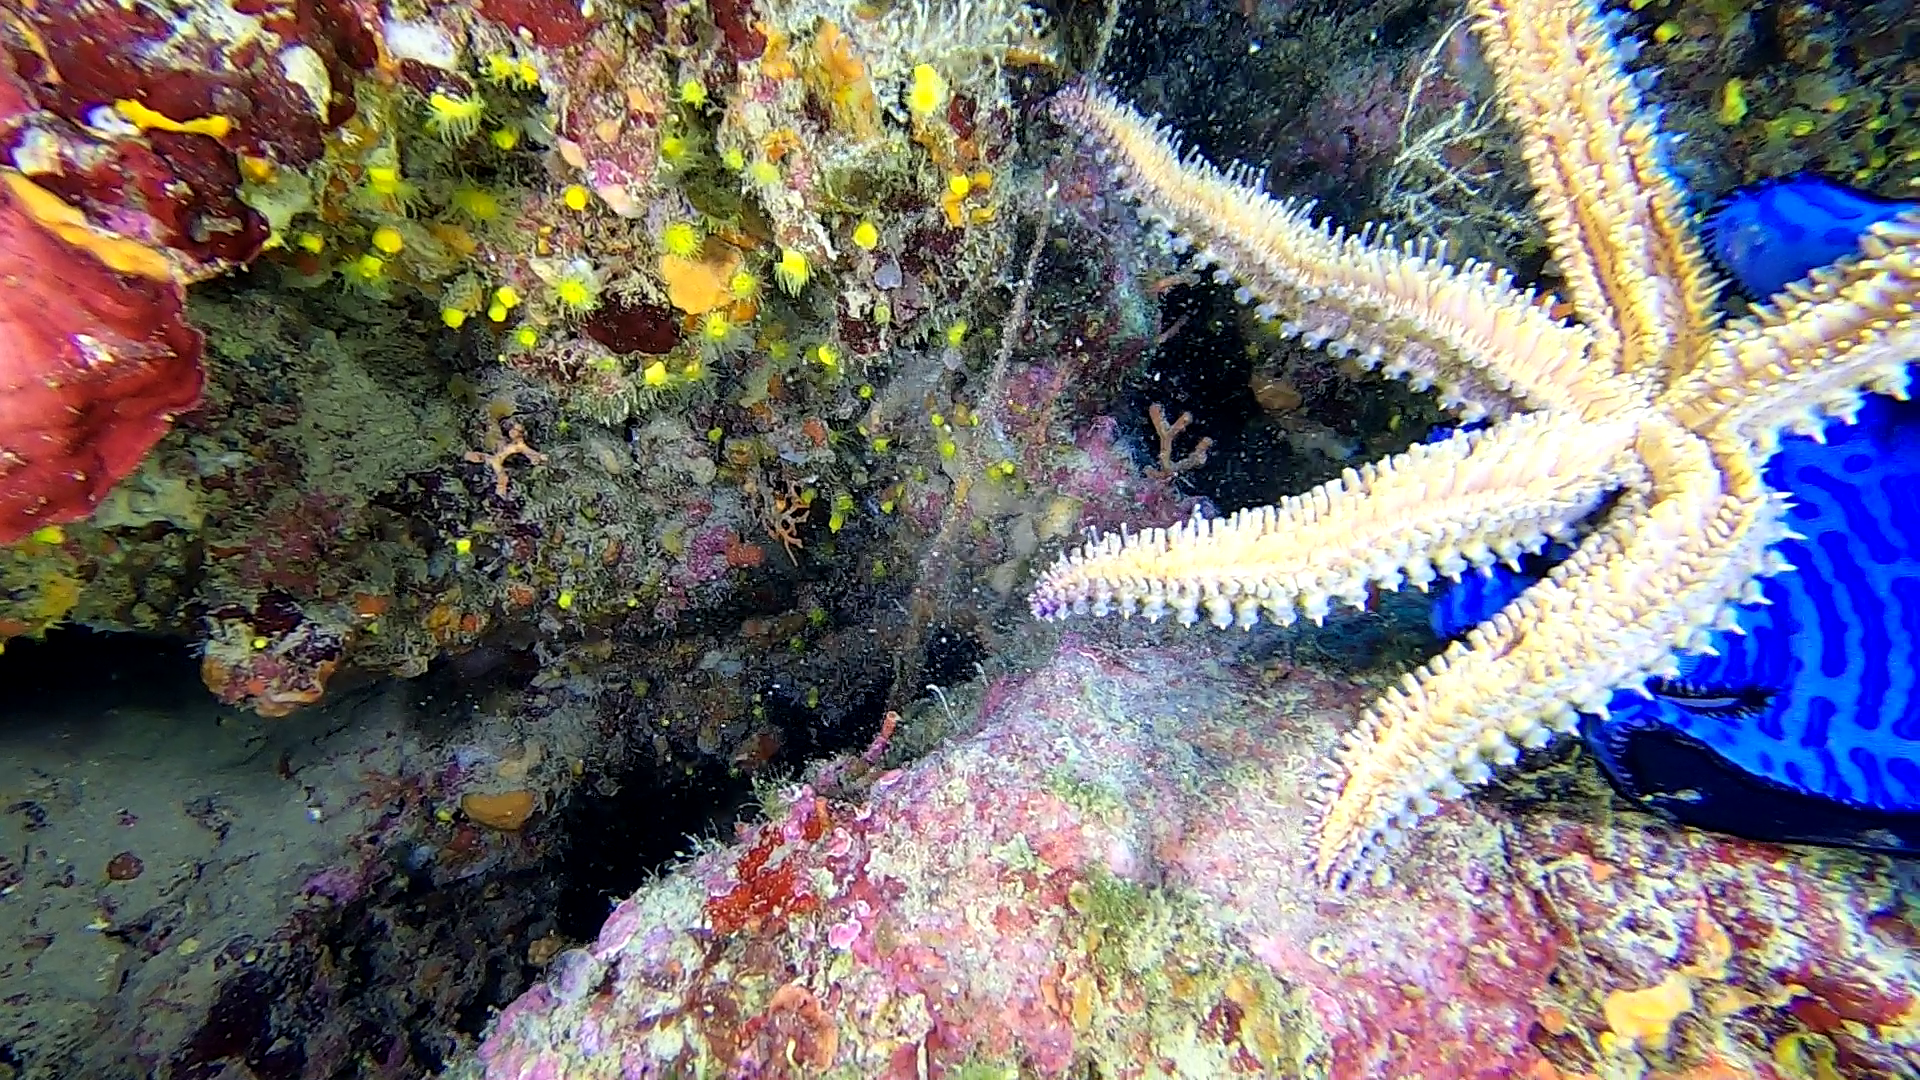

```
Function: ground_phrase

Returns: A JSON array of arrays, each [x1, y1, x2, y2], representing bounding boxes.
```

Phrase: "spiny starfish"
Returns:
[[1030, 0, 1920, 885]]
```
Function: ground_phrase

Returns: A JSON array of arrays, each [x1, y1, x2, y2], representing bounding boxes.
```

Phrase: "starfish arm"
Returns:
[[1468, 0, 1722, 380], [1053, 86, 1608, 421], [1670, 213, 1920, 452], [1314, 419, 1787, 884], [1031, 411, 1639, 629]]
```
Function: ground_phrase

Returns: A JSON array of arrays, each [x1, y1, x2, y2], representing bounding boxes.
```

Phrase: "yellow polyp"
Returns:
[[482, 53, 519, 83], [442, 306, 468, 328], [489, 127, 520, 150], [449, 184, 502, 223], [945, 320, 968, 346], [906, 64, 948, 118], [371, 225, 405, 254], [775, 248, 810, 294], [643, 361, 669, 387], [238, 154, 276, 183], [947, 173, 972, 198], [455, 536, 473, 556], [563, 184, 590, 211], [514, 327, 538, 347], [251, 636, 269, 650], [554, 278, 595, 311], [488, 302, 509, 322], [747, 159, 781, 187], [515, 61, 540, 88], [813, 343, 839, 371], [678, 79, 708, 108], [295, 231, 325, 254], [852, 220, 879, 250], [348, 253, 386, 283], [557, 589, 575, 610], [727, 269, 760, 301], [3, 171, 175, 281], [660, 134, 689, 161], [1719, 78, 1749, 126], [425, 91, 486, 141], [970, 169, 993, 191], [29, 525, 64, 544], [495, 285, 522, 309], [970, 205, 997, 225], [366, 164, 403, 196], [662, 221, 702, 258], [1651, 20, 1679, 43], [114, 98, 232, 138], [700, 312, 732, 342]]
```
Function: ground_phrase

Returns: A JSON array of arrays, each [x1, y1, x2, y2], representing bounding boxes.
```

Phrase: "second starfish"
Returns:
[[1030, 0, 1920, 885]]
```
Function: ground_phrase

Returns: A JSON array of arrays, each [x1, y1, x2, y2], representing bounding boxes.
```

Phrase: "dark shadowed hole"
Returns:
[[0, 627, 206, 717]]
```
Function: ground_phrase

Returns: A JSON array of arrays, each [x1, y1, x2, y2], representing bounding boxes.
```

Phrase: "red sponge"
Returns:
[[0, 173, 203, 542]]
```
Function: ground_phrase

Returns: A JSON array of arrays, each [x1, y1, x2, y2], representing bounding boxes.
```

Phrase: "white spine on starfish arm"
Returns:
[[1049, 84, 1609, 422], [1029, 410, 1642, 632], [1313, 419, 1794, 885], [1667, 212, 1920, 453], [1036, 0, 1920, 889]]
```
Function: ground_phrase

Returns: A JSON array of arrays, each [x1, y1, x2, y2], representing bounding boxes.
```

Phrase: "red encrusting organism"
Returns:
[[0, 171, 203, 543]]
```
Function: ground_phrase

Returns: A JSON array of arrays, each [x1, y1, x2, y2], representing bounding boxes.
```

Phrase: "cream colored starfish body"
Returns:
[[1031, 0, 1920, 884]]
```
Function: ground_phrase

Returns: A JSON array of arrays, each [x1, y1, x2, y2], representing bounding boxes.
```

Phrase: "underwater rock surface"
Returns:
[[455, 641, 1920, 1079]]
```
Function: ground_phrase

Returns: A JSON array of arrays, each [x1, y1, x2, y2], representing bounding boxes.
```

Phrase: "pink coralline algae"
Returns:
[[455, 642, 1920, 1078]]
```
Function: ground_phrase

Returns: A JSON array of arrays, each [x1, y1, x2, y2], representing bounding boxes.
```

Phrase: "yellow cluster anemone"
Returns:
[[357, 159, 421, 215], [440, 274, 485, 328], [906, 64, 949, 119], [546, 257, 602, 314], [447, 183, 503, 223], [342, 252, 387, 290], [725, 269, 763, 314], [489, 284, 522, 323], [698, 311, 744, 353], [942, 169, 995, 227], [662, 221, 703, 258], [424, 91, 486, 141], [774, 248, 810, 295], [481, 51, 541, 89]]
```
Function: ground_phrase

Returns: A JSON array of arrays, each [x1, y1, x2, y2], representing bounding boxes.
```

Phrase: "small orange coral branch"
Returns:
[[1143, 402, 1213, 480], [466, 419, 548, 496]]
